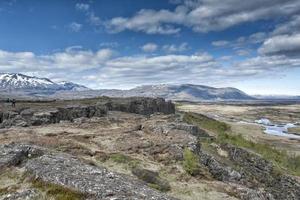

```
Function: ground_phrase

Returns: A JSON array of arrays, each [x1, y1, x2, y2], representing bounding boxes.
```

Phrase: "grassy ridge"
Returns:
[[183, 112, 230, 134], [183, 112, 300, 176]]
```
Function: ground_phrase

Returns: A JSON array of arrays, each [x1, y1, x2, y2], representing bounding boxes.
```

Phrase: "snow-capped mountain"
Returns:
[[57, 81, 89, 91], [0, 73, 89, 92]]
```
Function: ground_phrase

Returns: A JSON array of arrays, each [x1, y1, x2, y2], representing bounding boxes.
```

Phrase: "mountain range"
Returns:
[[0, 73, 255, 101]]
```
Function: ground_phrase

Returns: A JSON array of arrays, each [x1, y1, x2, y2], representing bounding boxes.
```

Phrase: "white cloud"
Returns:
[[75, 3, 90, 11], [75, 3, 101, 26], [272, 15, 300, 35], [88, 12, 101, 25], [212, 40, 229, 47], [162, 43, 189, 53], [248, 32, 267, 44], [219, 56, 233, 61], [99, 42, 119, 48], [233, 55, 300, 76], [68, 22, 82, 32], [141, 43, 158, 52], [258, 33, 300, 56], [106, 10, 181, 34], [236, 49, 251, 56], [0, 48, 114, 72], [106, 0, 300, 34]]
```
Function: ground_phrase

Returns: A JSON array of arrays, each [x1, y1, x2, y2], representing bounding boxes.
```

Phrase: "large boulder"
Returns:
[[25, 153, 176, 200], [0, 144, 44, 170], [0, 144, 176, 200]]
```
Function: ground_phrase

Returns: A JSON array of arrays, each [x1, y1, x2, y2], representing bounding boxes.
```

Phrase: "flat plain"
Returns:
[[177, 102, 300, 155]]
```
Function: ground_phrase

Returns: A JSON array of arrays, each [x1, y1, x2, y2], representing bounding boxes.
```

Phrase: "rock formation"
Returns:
[[0, 144, 176, 200], [0, 97, 175, 128]]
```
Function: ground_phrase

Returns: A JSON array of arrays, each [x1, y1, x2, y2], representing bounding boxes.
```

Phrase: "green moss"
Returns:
[[32, 179, 85, 200], [110, 153, 131, 163], [183, 148, 200, 176], [148, 183, 170, 192], [183, 112, 230, 134], [183, 112, 300, 176], [217, 132, 300, 176], [109, 153, 140, 168]]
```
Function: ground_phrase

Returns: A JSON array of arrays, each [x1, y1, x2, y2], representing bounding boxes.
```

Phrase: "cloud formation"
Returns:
[[212, 40, 229, 47], [258, 33, 300, 56], [106, 0, 300, 34], [75, 3, 102, 26], [0, 48, 114, 72], [2, 45, 300, 89], [141, 43, 158, 52], [68, 22, 82, 32], [75, 3, 90, 12], [162, 43, 189, 53]]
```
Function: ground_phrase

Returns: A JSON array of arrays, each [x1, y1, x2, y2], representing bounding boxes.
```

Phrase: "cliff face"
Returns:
[[0, 97, 175, 128]]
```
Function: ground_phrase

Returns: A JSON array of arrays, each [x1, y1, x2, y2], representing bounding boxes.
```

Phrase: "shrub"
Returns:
[[183, 148, 200, 176], [109, 153, 140, 168], [110, 153, 131, 163]]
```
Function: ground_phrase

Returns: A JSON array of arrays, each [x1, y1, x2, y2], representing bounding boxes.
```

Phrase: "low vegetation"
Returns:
[[183, 112, 300, 176], [108, 153, 140, 169], [288, 127, 300, 135], [183, 148, 200, 176], [32, 179, 85, 200], [183, 112, 230, 134], [131, 167, 171, 192]]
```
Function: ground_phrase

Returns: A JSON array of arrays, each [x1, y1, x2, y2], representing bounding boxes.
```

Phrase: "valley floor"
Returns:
[[177, 102, 300, 156], [0, 98, 299, 200]]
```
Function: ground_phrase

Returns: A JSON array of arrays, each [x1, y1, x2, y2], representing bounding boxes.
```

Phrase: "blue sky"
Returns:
[[0, 0, 300, 95]]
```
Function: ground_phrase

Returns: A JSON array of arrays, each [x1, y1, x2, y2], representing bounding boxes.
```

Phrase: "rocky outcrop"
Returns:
[[25, 153, 175, 200], [0, 104, 108, 128], [194, 142, 300, 200], [143, 121, 209, 138], [0, 189, 41, 200], [0, 144, 176, 200], [196, 148, 242, 182], [221, 144, 300, 200], [0, 97, 175, 128], [0, 144, 44, 170], [104, 97, 175, 115]]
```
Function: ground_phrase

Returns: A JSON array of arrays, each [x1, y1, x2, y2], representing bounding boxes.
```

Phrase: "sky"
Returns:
[[0, 0, 300, 95]]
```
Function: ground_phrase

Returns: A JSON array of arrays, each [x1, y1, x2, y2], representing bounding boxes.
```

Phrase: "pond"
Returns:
[[255, 118, 300, 139]]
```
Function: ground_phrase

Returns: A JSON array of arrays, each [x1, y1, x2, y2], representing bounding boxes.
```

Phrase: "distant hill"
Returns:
[[254, 95, 300, 100], [52, 84, 255, 101], [126, 84, 254, 101]]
